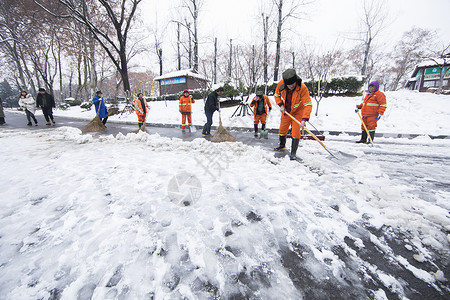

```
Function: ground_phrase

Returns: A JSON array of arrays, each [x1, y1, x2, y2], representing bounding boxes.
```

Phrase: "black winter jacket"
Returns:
[[204, 91, 219, 112], [36, 92, 55, 108]]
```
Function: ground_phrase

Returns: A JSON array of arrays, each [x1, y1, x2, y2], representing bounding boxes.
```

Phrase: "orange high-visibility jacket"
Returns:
[[250, 95, 272, 114], [274, 79, 312, 120], [179, 95, 195, 113], [358, 91, 387, 117], [134, 98, 148, 116]]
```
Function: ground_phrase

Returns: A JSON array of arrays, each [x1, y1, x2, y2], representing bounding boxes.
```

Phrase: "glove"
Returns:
[[269, 107, 272, 111], [376, 114, 382, 120], [355, 109, 358, 113]]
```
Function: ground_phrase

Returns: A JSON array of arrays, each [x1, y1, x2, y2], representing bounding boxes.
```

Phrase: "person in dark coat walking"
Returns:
[[202, 87, 224, 136], [36, 88, 56, 125], [93, 91, 108, 125], [0, 98, 5, 125]]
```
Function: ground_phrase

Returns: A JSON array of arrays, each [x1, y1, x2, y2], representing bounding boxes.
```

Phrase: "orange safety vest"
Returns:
[[134, 98, 148, 116], [358, 91, 387, 117], [250, 95, 272, 114], [179, 95, 195, 113], [274, 79, 312, 120]]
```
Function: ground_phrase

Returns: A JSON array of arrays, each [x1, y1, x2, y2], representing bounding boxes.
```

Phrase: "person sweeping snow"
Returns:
[[202, 87, 223, 136], [274, 69, 312, 160], [18, 91, 38, 126], [93, 91, 108, 126], [355, 81, 387, 144], [179, 89, 195, 132], [250, 90, 272, 138]]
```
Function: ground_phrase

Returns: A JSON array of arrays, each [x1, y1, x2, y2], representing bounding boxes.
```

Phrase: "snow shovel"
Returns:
[[356, 110, 373, 146], [189, 96, 197, 133], [260, 111, 270, 139], [285, 112, 357, 164]]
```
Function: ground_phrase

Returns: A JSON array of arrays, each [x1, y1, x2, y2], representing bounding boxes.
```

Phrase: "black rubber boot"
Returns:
[[356, 131, 367, 143], [138, 122, 142, 128], [274, 135, 286, 151], [367, 131, 375, 144], [290, 138, 300, 160], [254, 124, 258, 137]]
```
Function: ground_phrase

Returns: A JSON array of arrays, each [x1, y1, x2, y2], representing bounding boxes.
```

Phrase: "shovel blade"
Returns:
[[327, 151, 358, 165]]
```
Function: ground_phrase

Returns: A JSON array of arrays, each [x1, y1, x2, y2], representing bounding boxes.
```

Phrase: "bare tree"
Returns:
[[389, 27, 434, 90], [179, 0, 202, 72], [357, 0, 388, 77], [35, 0, 142, 94], [272, 0, 309, 81]]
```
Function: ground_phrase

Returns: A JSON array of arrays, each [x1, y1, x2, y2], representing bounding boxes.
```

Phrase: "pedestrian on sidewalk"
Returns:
[[250, 90, 272, 137], [179, 89, 195, 132], [93, 91, 108, 126], [355, 81, 387, 143], [202, 87, 223, 136], [134, 92, 149, 129], [36, 88, 56, 125], [18, 91, 38, 126], [0, 98, 5, 125], [274, 69, 312, 160]]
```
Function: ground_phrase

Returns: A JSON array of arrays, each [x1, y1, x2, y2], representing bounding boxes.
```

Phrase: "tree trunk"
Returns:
[[214, 37, 217, 84], [262, 14, 268, 83], [177, 22, 181, 70], [274, 0, 283, 82], [228, 39, 232, 78]]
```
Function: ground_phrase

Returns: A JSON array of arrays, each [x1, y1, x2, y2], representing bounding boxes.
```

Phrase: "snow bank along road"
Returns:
[[0, 112, 449, 299]]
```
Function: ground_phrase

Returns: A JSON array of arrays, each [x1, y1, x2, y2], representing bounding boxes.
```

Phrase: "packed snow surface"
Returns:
[[1, 90, 449, 299]]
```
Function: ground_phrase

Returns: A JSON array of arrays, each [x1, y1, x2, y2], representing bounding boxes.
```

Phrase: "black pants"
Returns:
[[25, 109, 38, 124], [202, 109, 215, 135], [101, 117, 108, 125], [42, 107, 54, 122]]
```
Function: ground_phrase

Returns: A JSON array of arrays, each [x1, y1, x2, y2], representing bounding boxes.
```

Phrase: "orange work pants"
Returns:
[[181, 113, 192, 129], [361, 116, 378, 131], [279, 112, 302, 139], [254, 113, 267, 124]]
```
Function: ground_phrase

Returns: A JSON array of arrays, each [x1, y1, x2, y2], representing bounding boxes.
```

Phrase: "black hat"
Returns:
[[96, 91, 102, 95], [216, 87, 224, 92], [282, 69, 298, 85], [256, 90, 264, 97], [38, 88, 45, 92]]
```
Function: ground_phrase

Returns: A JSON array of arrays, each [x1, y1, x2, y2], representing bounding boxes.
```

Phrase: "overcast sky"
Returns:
[[140, 0, 450, 71]]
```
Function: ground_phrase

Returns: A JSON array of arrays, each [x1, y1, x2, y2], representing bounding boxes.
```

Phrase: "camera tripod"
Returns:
[[231, 101, 253, 117]]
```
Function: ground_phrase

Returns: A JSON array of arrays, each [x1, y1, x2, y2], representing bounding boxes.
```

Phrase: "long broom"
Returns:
[[83, 98, 107, 133], [212, 99, 235, 142]]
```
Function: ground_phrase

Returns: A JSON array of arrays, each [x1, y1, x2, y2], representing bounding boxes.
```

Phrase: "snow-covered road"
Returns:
[[0, 114, 449, 299]]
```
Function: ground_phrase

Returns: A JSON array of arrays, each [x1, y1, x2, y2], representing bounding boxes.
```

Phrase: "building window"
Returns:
[[423, 80, 436, 88]]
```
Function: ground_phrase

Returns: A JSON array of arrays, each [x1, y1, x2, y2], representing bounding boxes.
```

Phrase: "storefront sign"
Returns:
[[160, 76, 186, 85]]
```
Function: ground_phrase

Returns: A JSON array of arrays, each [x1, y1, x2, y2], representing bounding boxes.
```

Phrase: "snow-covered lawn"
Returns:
[[0, 125, 448, 299]]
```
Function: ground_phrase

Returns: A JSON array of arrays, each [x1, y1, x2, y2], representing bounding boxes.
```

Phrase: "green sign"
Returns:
[[424, 66, 450, 80]]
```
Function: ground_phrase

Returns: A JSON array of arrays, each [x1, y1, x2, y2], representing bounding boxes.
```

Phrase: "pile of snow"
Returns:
[[0, 127, 448, 299], [46, 89, 450, 135]]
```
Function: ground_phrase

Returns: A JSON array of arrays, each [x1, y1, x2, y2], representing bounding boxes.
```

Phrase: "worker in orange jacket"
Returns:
[[179, 89, 195, 132], [134, 92, 149, 129], [355, 81, 387, 143], [250, 90, 272, 137], [274, 69, 313, 160]]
